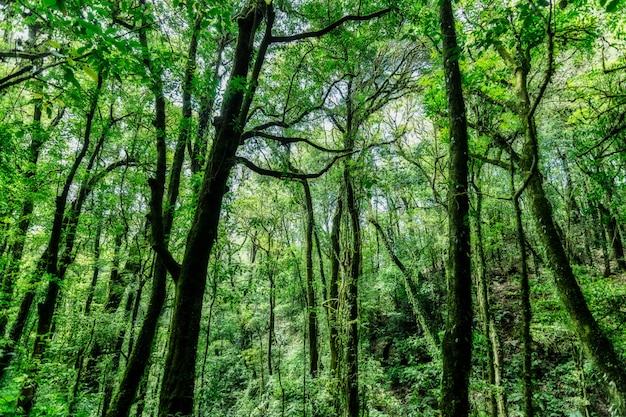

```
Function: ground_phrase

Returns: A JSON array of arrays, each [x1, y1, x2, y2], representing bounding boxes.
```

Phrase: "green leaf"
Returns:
[[83, 65, 98, 82], [46, 40, 62, 49], [63, 67, 81, 89], [605, 0, 621, 11]]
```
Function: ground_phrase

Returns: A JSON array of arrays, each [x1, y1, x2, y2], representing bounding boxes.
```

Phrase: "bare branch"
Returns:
[[577, 114, 626, 158], [270, 8, 393, 43], [244, 131, 347, 153], [0, 51, 51, 59], [237, 151, 355, 180]]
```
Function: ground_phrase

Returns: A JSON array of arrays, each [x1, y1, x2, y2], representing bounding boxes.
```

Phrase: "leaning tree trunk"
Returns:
[[369, 218, 440, 358], [510, 15, 626, 412], [439, 1, 473, 417], [0, 103, 45, 337], [521, 141, 626, 415], [16, 72, 106, 414]]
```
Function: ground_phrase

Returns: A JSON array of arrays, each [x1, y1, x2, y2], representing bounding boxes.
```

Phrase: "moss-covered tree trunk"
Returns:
[[328, 196, 342, 377], [302, 179, 319, 376], [508, 14, 626, 412], [439, 1, 472, 416], [344, 167, 361, 417], [512, 167, 533, 417], [521, 142, 626, 415]]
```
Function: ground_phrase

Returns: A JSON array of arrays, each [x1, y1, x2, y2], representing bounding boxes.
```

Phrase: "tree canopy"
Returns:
[[1, 0, 626, 416]]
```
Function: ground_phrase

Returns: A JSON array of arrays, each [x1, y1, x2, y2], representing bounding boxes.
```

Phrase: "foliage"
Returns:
[[1, 0, 626, 416]]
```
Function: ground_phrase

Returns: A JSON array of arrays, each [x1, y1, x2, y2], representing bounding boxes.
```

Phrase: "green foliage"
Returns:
[[2, 0, 626, 416]]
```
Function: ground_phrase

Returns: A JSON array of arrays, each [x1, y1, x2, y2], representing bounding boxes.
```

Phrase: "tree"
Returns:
[[438, 1, 473, 417]]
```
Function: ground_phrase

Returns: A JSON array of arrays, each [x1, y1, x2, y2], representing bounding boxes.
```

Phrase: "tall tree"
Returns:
[[438, 1, 473, 416]]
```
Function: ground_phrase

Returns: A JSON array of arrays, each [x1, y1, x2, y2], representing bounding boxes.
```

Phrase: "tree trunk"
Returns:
[[509, 18, 626, 412], [512, 169, 533, 417], [589, 199, 612, 277], [439, 1, 473, 416], [82, 231, 134, 391], [106, 255, 166, 417], [0, 34, 48, 338], [328, 196, 342, 377], [522, 155, 626, 414], [101, 291, 134, 417], [0, 96, 49, 375], [0, 156, 40, 335], [344, 167, 360, 417], [84, 224, 104, 317], [599, 203, 626, 272], [106, 3, 200, 415], [268, 267, 275, 376], [472, 174, 508, 417], [16, 72, 105, 414], [158, 4, 272, 416], [302, 179, 319, 377]]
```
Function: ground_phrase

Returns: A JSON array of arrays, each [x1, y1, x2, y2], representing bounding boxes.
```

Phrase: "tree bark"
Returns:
[[344, 167, 360, 417], [302, 179, 319, 377], [599, 203, 626, 271], [512, 167, 533, 417], [439, 1, 473, 417], [328, 196, 343, 377]]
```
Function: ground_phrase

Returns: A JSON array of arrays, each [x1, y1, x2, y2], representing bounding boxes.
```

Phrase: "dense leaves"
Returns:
[[1, 0, 626, 416]]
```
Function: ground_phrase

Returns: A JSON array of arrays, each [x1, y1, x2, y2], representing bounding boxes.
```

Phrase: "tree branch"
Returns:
[[151, 244, 181, 282], [577, 113, 626, 158], [237, 151, 355, 180], [0, 52, 92, 93], [244, 131, 347, 153], [270, 8, 393, 43], [0, 51, 51, 60], [470, 152, 510, 170]]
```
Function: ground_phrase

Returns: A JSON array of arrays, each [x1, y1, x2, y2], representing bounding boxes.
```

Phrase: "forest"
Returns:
[[1, 0, 626, 416]]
